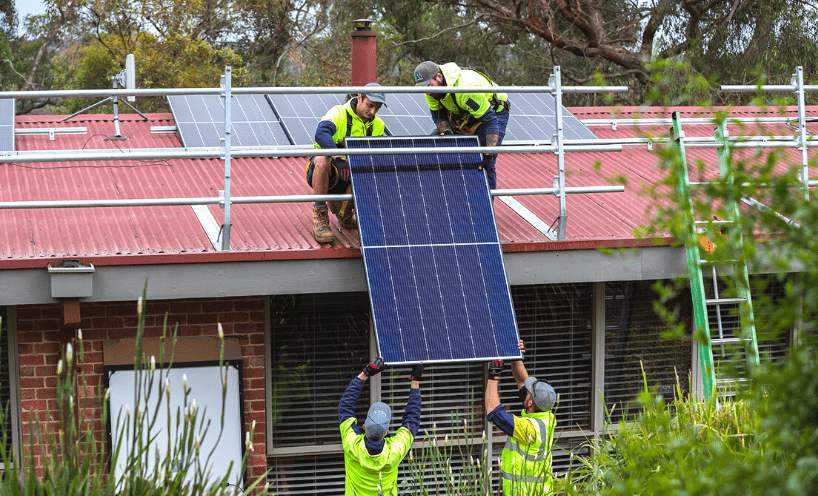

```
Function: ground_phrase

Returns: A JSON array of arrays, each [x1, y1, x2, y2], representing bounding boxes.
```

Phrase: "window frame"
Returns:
[[0, 306, 22, 473]]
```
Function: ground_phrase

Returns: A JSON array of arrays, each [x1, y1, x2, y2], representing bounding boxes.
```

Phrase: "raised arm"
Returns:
[[338, 357, 384, 425], [401, 363, 423, 436], [484, 359, 503, 413], [510, 339, 528, 389]]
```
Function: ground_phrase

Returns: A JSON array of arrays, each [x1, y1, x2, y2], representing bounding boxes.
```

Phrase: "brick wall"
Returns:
[[16, 296, 268, 493]]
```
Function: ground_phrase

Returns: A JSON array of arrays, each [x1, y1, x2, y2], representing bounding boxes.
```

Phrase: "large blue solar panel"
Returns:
[[347, 136, 522, 364]]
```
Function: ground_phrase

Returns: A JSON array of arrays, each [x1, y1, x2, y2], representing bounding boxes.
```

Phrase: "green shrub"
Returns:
[[554, 347, 817, 496]]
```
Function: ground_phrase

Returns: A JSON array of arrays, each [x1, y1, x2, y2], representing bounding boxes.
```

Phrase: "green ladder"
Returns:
[[670, 112, 760, 402]]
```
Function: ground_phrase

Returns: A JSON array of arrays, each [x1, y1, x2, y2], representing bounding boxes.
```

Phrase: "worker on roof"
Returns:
[[338, 357, 423, 496], [307, 83, 387, 243], [485, 340, 557, 495], [412, 61, 510, 191]]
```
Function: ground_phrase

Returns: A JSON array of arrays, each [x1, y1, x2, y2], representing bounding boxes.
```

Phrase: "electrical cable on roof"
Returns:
[[9, 132, 173, 169], [1, 133, 169, 168]]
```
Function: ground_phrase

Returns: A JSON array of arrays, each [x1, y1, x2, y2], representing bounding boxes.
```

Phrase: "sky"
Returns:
[[15, 0, 47, 33]]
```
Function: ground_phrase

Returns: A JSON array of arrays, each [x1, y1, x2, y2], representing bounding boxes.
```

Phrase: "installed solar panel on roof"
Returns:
[[381, 92, 597, 143], [266, 93, 346, 147], [505, 93, 597, 142], [347, 136, 522, 364], [167, 94, 289, 147], [0, 99, 14, 151], [377, 93, 434, 136]]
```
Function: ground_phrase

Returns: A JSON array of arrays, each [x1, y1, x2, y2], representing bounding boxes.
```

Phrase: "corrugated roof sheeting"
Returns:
[[3, 106, 816, 262], [8, 114, 212, 258], [559, 106, 818, 240]]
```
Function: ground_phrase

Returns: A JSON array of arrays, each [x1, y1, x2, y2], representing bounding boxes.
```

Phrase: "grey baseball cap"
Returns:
[[413, 61, 440, 86], [363, 402, 391, 441], [525, 376, 556, 412], [362, 82, 388, 107]]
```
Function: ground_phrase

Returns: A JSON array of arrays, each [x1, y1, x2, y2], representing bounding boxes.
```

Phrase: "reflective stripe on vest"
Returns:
[[500, 414, 555, 495], [505, 417, 550, 463], [502, 472, 550, 483]]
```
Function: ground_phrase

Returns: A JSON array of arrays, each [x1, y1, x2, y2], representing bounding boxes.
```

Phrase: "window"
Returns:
[[0, 307, 10, 460], [604, 281, 693, 422], [268, 293, 371, 494], [706, 275, 791, 389], [267, 283, 595, 495], [749, 276, 790, 361], [507, 283, 593, 431]]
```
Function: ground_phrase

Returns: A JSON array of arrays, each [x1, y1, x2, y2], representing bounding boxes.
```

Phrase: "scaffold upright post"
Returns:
[[794, 67, 809, 200], [552, 66, 567, 240], [221, 67, 233, 251]]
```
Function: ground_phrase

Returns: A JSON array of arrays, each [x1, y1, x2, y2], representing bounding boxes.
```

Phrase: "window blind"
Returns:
[[604, 281, 693, 422], [0, 307, 10, 460], [507, 284, 593, 431], [268, 455, 347, 494], [269, 293, 371, 448], [381, 361, 485, 444], [706, 275, 790, 390]]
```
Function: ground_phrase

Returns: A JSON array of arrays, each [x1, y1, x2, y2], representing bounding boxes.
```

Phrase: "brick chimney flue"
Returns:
[[351, 19, 376, 86]]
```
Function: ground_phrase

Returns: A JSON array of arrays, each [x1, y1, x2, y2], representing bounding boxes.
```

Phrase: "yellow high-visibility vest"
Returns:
[[340, 417, 413, 496], [500, 410, 556, 496]]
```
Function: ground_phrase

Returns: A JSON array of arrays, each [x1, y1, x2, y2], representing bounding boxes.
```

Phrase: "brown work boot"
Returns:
[[312, 205, 335, 243], [329, 200, 358, 230], [338, 206, 358, 230]]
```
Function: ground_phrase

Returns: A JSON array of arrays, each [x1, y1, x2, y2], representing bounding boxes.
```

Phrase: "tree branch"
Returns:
[[391, 16, 488, 46]]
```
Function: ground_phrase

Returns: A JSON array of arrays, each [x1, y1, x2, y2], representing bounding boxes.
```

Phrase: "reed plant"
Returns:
[[0, 287, 266, 496], [402, 414, 492, 495]]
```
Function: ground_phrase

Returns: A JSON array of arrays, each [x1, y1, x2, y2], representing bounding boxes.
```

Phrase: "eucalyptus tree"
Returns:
[[364, 0, 818, 106]]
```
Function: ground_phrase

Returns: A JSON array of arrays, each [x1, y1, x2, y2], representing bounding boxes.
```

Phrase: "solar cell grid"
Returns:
[[0, 99, 15, 152], [347, 136, 522, 364], [267, 93, 346, 147], [377, 94, 435, 137], [506, 93, 597, 142], [167, 94, 289, 148]]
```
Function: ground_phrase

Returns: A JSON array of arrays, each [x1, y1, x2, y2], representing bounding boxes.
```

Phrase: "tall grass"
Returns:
[[0, 288, 266, 496], [402, 417, 491, 496]]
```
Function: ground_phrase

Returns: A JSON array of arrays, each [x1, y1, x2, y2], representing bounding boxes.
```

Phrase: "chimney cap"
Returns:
[[353, 19, 373, 31]]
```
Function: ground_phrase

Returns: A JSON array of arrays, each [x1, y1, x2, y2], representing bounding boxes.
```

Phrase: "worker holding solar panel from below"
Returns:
[[412, 61, 510, 191], [306, 83, 387, 243], [338, 357, 424, 496], [485, 340, 557, 495]]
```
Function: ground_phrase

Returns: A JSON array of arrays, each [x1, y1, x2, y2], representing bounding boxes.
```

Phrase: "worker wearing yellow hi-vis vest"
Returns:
[[485, 340, 557, 495], [338, 357, 424, 496], [412, 61, 510, 191], [307, 83, 387, 243]]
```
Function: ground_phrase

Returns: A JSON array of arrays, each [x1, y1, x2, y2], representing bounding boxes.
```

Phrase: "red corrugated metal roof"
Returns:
[[2, 106, 815, 267]]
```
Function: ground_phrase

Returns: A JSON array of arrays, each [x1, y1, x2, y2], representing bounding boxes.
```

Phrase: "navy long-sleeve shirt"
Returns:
[[486, 386, 530, 436], [338, 376, 422, 455]]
